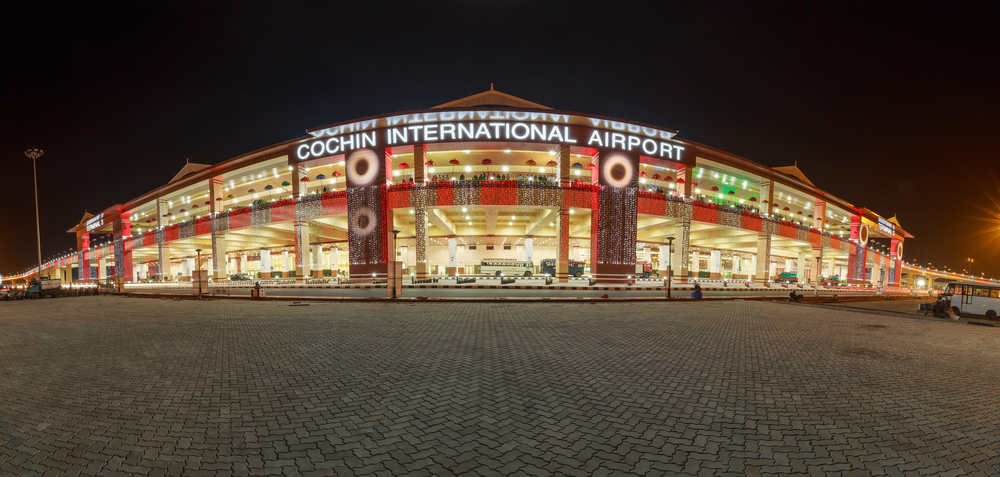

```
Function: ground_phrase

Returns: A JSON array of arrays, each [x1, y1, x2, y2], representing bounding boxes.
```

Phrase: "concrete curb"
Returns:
[[122, 292, 912, 304]]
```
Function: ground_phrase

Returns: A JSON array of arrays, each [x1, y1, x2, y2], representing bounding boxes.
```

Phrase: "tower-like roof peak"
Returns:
[[432, 86, 551, 110]]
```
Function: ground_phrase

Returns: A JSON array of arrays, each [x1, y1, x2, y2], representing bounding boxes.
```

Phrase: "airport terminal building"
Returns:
[[22, 89, 925, 286]]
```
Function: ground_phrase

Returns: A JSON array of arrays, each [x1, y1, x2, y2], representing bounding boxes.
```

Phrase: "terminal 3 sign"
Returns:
[[289, 120, 694, 166]]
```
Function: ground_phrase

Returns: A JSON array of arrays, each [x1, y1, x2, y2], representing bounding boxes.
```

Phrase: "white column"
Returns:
[[643, 246, 651, 264], [516, 244, 525, 261], [750, 255, 758, 280], [691, 250, 700, 274], [312, 244, 322, 270], [331, 246, 340, 273], [283, 250, 291, 274], [260, 249, 271, 276], [525, 237, 533, 263], [186, 258, 195, 277], [825, 259, 835, 278], [658, 245, 668, 271], [710, 250, 721, 277], [448, 237, 457, 274], [785, 258, 795, 273], [240, 253, 248, 275], [873, 265, 882, 286], [797, 251, 807, 284]]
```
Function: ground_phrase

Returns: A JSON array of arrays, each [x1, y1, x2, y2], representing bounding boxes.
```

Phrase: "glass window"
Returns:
[[974, 287, 988, 297], [990, 288, 1000, 298]]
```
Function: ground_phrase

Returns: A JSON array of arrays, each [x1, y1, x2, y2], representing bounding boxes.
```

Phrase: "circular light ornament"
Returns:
[[895, 242, 903, 258], [350, 206, 378, 237], [346, 149, 380, 187], [601, 152, 635, 188], [859, 223, 869, 247]]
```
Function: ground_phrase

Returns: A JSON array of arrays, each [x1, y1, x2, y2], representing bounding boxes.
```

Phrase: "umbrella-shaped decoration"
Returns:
[[204, 201, 210, 205], [264, 185, 274, 190], [727, 190, 735, 195], [398, 162, 410, 169], [665, 176, 674, 182], [640, 171, 647, 177], [546, 160, 557, 167], [227, 194, 235, 199], [315, 174, 326, 180], [481, 158, 492, 165], [449, 159, 461, 165], [300, 177, 309, 182], [425, 160, 435, 166], [652, 174, 661, 180], [572, 162, 583, 169], [748, 197, 758, 202], [332, 171, 342, 177], [585, 163, 597, 170], [773, 203, 779, 208], [216, 197, 223, 201], [676, 178, 685, 184], [711, 186, 720, 191], [247, 188, 256, 194], [191, 205, 198, 209], [783, 207, 791, 211], [797, 211, 803, 215], [525, 159, 537, 166], [281, 181, 291, 187], [692, 182, 698, 187], [807, 214, 813, 218], [167, 212, 173, 216]]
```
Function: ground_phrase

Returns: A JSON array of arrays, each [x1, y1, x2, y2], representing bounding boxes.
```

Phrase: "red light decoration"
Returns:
[[398, 162, 410, 169], [449, 159, 461, 165], [640, 171, 647, 177], [481, 158, 493, 165], [711, 186, 719, 191], [300, 177, 309, 182], [586, 163, 597, 170], [676, 179, 685, 184]]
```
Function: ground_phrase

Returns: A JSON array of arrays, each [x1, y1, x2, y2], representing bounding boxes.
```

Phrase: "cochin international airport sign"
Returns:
[[289, 120, 693, 166]]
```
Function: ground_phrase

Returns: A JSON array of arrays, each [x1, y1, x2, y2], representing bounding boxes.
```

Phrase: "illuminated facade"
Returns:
[[16, 89, 951, 287]]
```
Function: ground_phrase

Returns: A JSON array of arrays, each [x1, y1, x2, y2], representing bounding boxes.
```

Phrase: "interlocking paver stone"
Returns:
[[0, 296, 998, 476]]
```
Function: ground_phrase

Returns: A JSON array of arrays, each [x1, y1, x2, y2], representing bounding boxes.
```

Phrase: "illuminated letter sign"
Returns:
[[289, 120, 692, 166], [86, 213, 105, 232]]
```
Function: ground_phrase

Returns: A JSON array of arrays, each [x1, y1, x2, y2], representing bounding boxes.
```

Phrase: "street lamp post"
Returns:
[[195, 248, 202, 295], [25, 149, 44, 280], [390, 229, 400, 298], [665, 236, 675, 298], [967, 258, 974, 277]]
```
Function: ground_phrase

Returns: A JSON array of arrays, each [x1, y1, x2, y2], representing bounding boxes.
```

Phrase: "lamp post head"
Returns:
[[25, 148, 44, 160], [391, 229, 400, 237], [666, 236, 675, 244]]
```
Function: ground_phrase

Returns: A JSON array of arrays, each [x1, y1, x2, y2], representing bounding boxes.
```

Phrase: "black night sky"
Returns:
[[3, 1, 999, 277]]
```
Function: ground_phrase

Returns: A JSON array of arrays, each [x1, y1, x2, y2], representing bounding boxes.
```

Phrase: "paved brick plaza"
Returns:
[[0, 297, 997, 476]]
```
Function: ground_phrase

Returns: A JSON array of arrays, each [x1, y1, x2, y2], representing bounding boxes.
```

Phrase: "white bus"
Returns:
[[944, 281, 999, 320], [480, 260, 534, 277]]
